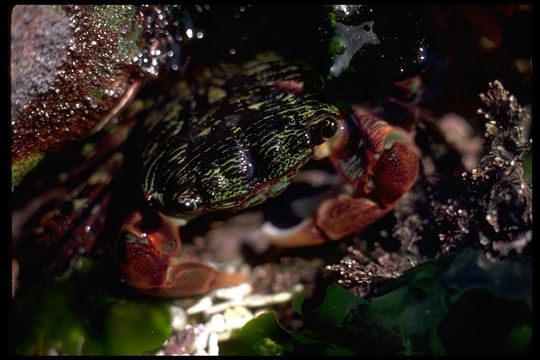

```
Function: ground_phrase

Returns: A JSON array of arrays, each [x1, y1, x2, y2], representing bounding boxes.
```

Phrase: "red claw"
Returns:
[[372, 140, 419, 206], [118, 209, 247, 297], [315, 196, 394, 241], [319, 106, 419, 239], [268, 105, 419, 246]]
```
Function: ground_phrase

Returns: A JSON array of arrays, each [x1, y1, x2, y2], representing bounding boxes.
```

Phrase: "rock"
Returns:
[[11, 5, 147, 188]]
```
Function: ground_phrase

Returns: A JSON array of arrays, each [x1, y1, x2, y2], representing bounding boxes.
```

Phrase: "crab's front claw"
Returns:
[[266, 196, 395, 247], [314, 195, 395, 241], [268, 106, 418, 247], [319, 105, 419, 239], [117, 209, 247, 297]]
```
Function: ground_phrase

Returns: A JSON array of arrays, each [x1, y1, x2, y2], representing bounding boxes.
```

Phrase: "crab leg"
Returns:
[[117, 209, 247, 297], [268, 105, 419, 247], [15, 153, 124, 273]]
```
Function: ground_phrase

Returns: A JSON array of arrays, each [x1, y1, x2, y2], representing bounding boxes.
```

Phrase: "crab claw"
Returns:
[[267, 105, 418, 247], [319, 106, 418, 239], [117, 209, 247, 297]]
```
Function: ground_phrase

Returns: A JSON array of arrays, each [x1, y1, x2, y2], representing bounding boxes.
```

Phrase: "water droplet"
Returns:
[[229, 48, 236, 55], [186, 28, 193, 39], [196, 31, 204, 39]]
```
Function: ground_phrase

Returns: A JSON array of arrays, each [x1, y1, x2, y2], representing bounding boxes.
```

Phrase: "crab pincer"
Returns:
[[117, 208, 247, 297], [267, 105, 419, 247]]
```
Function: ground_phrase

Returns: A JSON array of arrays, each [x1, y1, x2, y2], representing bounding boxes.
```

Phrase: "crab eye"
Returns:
[[311, 117, 338, 145], [320, 118, 338, 139]]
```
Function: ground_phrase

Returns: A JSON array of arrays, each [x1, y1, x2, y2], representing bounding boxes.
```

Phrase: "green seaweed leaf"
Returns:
[[224, 247, 531, 355], [219, 306, 356, 355], [219, 312, 293, 355], [291, 290, 306, 315], [13, 259, 172, 355]]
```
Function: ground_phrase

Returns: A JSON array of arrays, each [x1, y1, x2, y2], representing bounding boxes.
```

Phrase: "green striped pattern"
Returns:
[[140, 52, 340, 217]]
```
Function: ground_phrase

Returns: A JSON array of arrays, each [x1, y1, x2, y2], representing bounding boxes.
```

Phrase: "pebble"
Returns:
[[215, 283, 252, 301], [208, 314, 226, 333], [193, 326, 211, 354], [207, 332, 219, 355], [186, 296, 212, 315], [193, 348, 208, 355], [163, 279, 305, 355], [203, 290, 299, 315], [242, 291, 294, 308], [223, 306, 254, 330], [170, 305, 187, 331]]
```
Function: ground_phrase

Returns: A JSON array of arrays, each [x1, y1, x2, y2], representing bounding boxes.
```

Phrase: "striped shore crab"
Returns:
[[113, 52, 419, 297], [11, 5, 426, 300]]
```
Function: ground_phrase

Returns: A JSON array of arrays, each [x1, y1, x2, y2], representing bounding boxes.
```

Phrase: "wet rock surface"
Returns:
[[11, 5, 145, 186]]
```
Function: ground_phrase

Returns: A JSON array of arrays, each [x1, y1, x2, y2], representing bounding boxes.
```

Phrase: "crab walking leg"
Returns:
[[117, 210, 247, 297], [269, 106, 419, 246]]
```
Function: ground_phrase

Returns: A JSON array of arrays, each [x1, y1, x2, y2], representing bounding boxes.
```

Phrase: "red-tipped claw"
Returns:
[[117, 209, 247, 297], [266, 105, 419, 247]]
